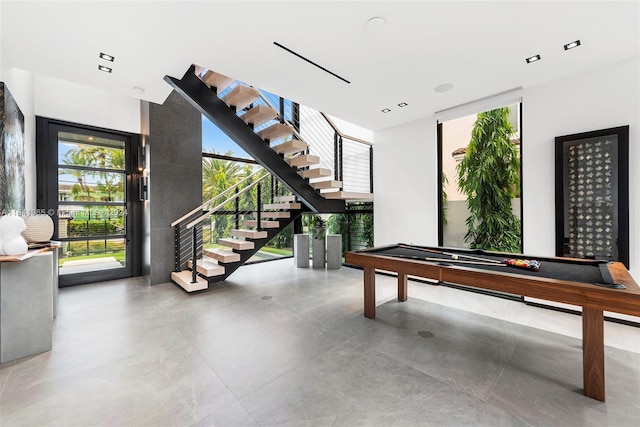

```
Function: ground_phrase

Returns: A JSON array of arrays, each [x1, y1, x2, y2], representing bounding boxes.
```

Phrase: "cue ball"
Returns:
[[451, 254, 459, 260]]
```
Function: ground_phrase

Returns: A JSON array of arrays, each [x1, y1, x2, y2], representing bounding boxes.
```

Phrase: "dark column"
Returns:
[[143, 91, 202, 285]]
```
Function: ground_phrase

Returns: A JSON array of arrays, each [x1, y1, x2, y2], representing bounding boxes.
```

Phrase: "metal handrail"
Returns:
[[170, 167, 265, 227], [186, 171, 269, 229]]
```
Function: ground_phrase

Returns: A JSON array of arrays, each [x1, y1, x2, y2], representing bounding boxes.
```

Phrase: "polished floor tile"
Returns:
[[1, 259, 638, 426]]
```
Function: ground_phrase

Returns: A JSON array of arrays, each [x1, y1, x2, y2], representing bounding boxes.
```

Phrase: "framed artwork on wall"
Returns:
[[0, 82, 26, 214], [555, 125, 629, 268]]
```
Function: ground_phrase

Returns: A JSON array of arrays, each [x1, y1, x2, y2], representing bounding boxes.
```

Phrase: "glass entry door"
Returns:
[[36, 118, 142, 286]]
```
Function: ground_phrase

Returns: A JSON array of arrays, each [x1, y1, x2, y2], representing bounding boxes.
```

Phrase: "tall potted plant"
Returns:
[[456, 107, 521, 252]]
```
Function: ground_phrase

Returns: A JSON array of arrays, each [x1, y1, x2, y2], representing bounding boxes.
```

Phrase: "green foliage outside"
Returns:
[[325, 203, 374, 253], [62, 145, 125, 202], [441, 172, 449, 226], [456, 107, 521, 252], [67, 219, 124, 237], [59, 144, 127, 264], [202, 150, 292, 251]]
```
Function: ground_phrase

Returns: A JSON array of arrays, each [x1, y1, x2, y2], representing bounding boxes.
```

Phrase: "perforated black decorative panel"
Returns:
[[555, 126, 629, 268]]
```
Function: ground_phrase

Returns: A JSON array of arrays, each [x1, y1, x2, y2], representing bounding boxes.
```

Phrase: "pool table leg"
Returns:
[[582, 307, 605, 401], [398, 273, 408, 302], [364, 267, 376, 319]]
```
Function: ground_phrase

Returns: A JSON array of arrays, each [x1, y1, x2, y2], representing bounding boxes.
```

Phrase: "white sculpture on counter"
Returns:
[[0, 215, 28, 256]]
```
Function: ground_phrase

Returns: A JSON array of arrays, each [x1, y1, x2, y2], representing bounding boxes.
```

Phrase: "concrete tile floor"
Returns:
[[1, 259, 638, 426]]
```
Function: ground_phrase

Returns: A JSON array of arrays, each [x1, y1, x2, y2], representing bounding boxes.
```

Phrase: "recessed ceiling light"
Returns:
[[381, 108, 391, 113], [98, 65, 112, 73], [99, 52, 115, 62], [526, 54, 541, 64], [398, 102, 408, 107], [564, 40, 581, 50], [434, 83, 454, 93], [365, 17, 385, 32], [133, 86, 145, 94]]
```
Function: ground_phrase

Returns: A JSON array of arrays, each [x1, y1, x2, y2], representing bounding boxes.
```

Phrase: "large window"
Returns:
[[202, 118, 294, 262], [438, 102, 522, 252]]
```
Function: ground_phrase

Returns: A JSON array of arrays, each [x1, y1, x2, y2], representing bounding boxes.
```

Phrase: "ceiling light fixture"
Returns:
[[381, 108, 391, 113], [398, 102, 408, 107], [98, 65, 112, 73], [434, 83, 454, 93], [564, 40, 581, 50], [526, 54, 541, 64], [365, 17, 386, 32], [99, 52, 115, 62]]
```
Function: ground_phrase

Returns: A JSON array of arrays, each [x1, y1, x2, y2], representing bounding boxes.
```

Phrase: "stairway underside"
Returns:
[[165, 65, 346, 214]]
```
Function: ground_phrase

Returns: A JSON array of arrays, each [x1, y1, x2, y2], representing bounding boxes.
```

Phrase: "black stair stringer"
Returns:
[[207, 209, 303, 283], [164, 66, 346, 214]]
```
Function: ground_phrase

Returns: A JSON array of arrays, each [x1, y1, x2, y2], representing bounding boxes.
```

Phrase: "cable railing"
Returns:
[[186, 171, 269, 229], [170, 167, 265, 227], [172, 170, 271, 285]]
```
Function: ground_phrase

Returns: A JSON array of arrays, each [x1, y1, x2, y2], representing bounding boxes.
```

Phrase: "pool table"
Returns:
[[344, 243, 640, 402]]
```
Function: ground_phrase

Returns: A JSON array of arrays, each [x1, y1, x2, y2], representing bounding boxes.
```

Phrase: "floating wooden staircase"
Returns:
[[171, 201, 303, 292], [165, 65, 374, 208], [167, 64, 374, 292]]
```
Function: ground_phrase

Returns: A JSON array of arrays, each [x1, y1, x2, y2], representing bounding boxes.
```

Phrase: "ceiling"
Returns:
[[1, 1, 638, 131]]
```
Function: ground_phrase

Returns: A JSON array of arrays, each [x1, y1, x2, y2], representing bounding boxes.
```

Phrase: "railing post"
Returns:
[[174, 225, 181, 272], [369, 145, 374, 193], [271, 175, 275, 203], [292, 102, 300, 132], [279, 97, 285, 123], [235, 187, 240, 229], [338, 135, 344, 182], [334, 132, 339, 181], [191, 226, 198, 284], [256, 183, 262, 232], [346, 213, 351, 252]]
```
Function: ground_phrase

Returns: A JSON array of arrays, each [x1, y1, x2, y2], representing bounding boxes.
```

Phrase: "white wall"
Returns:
[[1, 68, 35, 209], [373, 55, 640, 277], [373, 116, 438, 246], [523, 56, 639, 276], [35, 74, 140, 134], [0, 70, 142, 210]]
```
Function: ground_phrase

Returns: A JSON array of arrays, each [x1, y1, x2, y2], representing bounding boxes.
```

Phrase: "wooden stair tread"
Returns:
[[263, 202, 301, 210], [241, 220, 280, 229], [171, 271, 208, 292], [240, 104, 278, 127], [230, 229, 268, 239], [222, 85, 259, 110], [273, 195, 296, 202], [203, 248, 241, 263], [311, 180, 342, 189], [200, 70, 234, 93], [187, 259, 225, 277], [257, 211, 290, 219], [322, 191, 374, 201], [217, 238, 255, 250], [287, 154, 320, 168], [272, 139, 308, 155], [258, 123, 294, 142], [299, 168, 332, 179]]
